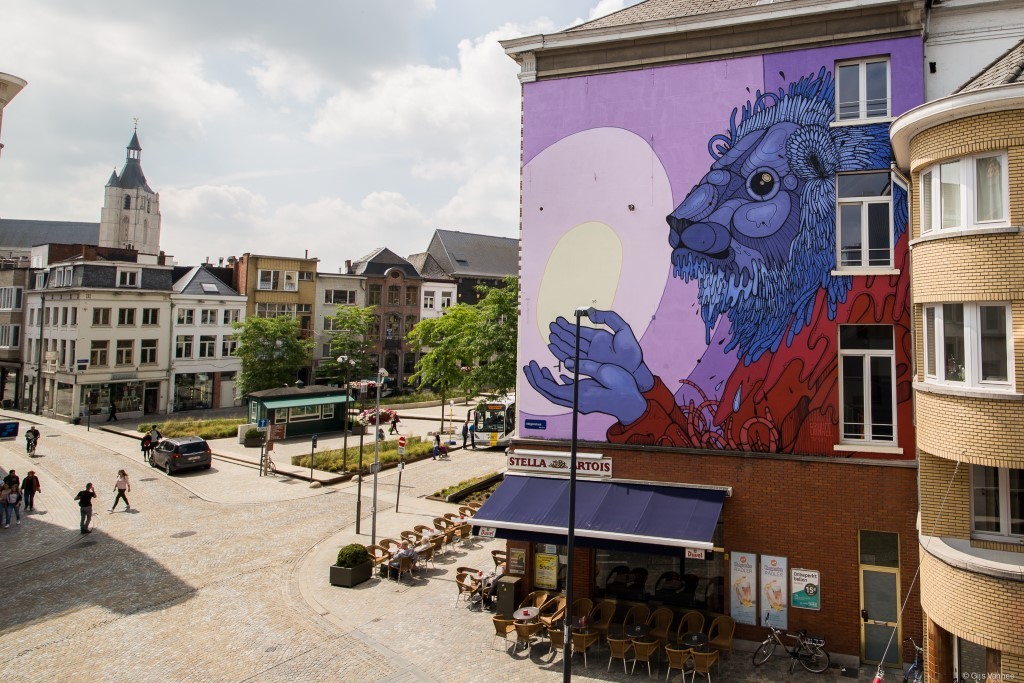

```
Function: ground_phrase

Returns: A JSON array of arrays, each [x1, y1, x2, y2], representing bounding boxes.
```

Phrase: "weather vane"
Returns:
[[132, 117, 138, 131]]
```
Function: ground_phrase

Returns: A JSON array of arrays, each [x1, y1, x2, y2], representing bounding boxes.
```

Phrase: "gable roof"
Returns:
[[173, 265, 242, 296], [954, 37, 1024, 94], [569, 0, 790, 31], [348, 247, 421, 279], [426, 229, 519, 279], [406, 252, 455, 281], [0, 218, 100, 249]]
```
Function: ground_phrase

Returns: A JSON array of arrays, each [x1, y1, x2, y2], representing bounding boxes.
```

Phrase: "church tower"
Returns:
[[99, 129, 161, 254]]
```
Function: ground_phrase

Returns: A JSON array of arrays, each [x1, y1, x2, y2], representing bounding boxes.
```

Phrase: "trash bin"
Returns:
[[495, 575, 521, 617]]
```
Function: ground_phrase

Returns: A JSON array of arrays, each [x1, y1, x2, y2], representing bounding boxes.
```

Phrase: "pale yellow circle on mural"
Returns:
[[536, 221, 622, 341]]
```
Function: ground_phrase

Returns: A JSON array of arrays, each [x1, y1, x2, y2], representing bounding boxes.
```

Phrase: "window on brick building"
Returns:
[[838, 325, 895, 443], [922, 303, 1011, 387], [368, 284, 382, 306], [920, 153, 1008, 233], [970, 465, 1023, 540]]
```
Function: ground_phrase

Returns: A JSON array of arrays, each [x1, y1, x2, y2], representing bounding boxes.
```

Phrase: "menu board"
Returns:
[[729, 552, 757, 626], [535, 553, 559, 589]]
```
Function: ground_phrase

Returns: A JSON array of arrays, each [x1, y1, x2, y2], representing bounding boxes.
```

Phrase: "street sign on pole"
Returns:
[[257, 419, 268, 431], [397, 435, 406, 456]]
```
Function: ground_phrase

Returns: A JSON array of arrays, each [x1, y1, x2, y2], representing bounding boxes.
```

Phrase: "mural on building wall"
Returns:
[[520, 49, 915, 457]]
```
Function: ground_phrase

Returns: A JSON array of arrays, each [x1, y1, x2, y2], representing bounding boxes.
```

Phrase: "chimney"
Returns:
[[218, 257, 224, 267], [345, 259, 352, 274]]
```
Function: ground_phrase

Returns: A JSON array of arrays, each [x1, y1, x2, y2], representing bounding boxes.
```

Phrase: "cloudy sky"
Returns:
[[0, 0, 639, 270]]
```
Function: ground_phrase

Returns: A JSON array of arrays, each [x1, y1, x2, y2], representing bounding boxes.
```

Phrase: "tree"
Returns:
[[233, 315, 313, 396], [407, 303, 475, 428], [315, 306, 377, 387], [463, 276, 518, 397]]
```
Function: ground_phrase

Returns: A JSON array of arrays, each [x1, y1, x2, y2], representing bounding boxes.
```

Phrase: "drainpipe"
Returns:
[[34, 292, 44, 415], [167, 300, 175, 414]]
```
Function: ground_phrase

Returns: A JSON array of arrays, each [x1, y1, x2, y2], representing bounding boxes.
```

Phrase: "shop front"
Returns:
[[475, 445, 919, 663]]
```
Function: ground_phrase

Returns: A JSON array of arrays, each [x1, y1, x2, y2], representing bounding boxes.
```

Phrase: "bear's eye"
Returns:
[[746, 167, 779, 200]]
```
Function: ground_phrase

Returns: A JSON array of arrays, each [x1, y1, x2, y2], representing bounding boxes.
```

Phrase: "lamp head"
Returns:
[[378, 368, 389, 378], [574, 307, 592, 319]]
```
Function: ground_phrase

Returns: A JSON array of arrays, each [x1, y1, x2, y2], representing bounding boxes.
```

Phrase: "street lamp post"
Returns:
[[563, 306, 590, 683], [370, 367, 389, 547]]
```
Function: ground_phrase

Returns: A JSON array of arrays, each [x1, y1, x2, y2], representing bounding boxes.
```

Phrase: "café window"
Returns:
[[594, 545, 725, 614], [533, 544, 567, 592], [288, 405, 321, 422]]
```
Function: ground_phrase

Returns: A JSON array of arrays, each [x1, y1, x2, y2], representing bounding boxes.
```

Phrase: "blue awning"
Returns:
[[472, 475, 725, 551]]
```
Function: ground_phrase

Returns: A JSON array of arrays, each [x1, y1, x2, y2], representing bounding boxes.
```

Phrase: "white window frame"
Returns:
[[93, 308, 111, 326], [198, 335, 216, 358], [34, 272, 47, 289], [323, 316, 337, 332], [117, 268, 140, 288], [115, 339, 133, 366], [836, 172, 894, 270], [200, 309, 218, 325], [140, 339, 157, 365], [90, 340, 109, 366], [221, 337, 238, 356], [298, 271, 313, 281], [177, 308, 195, 325], [175, 335, 193, 359], [919, 152, 1009, 233], [223, 309, 240, 325], [922, 302, 1013, 388], [441, 292, 453, 308], [288, 405, 321, 422], [423, 291, 435, 309], [835, 57, 891, 122], [970, 465, 1024, 541], [838, 325, 897, 445], [0, 324, 20, 348], [142, 308, 159, 325], [257, 269, 278, 291], [282, 271, 298, 292], [0, 286, 22, 310], [117, 308, 136, 326]]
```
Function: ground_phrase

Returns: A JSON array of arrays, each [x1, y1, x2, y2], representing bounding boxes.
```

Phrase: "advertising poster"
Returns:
[[760, 555, 788, 630], [535, 553, 559, 589], [508, 548, 526, 575], [730, 552, 758, 626], [791, 568, 821, 610]]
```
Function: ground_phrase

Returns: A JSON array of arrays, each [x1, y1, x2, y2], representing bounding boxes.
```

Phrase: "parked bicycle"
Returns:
[[263, 452, 277, 476], [903, 637, 923, 683], [752, 613, 831, 673]]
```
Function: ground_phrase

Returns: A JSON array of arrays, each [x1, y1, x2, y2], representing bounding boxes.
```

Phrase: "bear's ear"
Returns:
[[785, 124, 838, 182]]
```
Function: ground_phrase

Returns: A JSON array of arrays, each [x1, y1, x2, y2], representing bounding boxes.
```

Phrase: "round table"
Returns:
[[571, 616, 593, 632], [515, 606, 540, 622], [625, 624, 651, 640], [680, 631, 709, 652]]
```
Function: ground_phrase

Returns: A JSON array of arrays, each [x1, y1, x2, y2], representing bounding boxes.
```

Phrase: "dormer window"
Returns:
[[117, 268, 140, 288]]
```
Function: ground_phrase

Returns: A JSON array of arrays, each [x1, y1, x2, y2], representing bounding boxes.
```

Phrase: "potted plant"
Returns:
[[243, 427, 263, 448], [330, 543, 373, 587]]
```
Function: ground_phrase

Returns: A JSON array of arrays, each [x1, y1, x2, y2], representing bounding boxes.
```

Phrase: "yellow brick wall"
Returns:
[[913, 238, 1024, 304], [916, 391, 1024, 467], [918, 451, 970, 539], [1004, 651, 1024, 678], [920, 548, 1024, 656]]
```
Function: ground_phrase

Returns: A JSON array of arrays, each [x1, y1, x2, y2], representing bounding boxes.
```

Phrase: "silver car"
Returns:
[[150, 436, 212, 474]]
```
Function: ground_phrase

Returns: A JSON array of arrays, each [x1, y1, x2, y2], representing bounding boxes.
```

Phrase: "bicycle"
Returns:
[[263, 452, 277, 476], [752, 613, 831, 673], [26, 436, 37, 456], [903, 637, 923, 683]]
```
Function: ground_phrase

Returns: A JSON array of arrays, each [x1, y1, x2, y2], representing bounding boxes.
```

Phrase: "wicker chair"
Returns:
[[387, 555, 414, 583], [707, 616, 735, 657], [433, 517, 451, 532], [413, 524, 434, 536], [514, 621, 544, 653], [399, 530, 420, 544], [429, 533, 444, 558], [491, 549, 508, 569], [607, 636, 634, 674], [416, 542, 434, 570], [466, 501, 483, 510], [676, 611, 705, 642], [491, 616, 516, 651], [455, 572, 481, 609], [631, 639, 661, 678], [572, 630, 601, 668], [647, 606, 674, 645], [538, 596, 566, 631], [377, 538, 401, 554], [518, 590, 550, 611], [571, 598, 593, 625], [621, 604, 652, 634], [458, 505, 476, 517], [443, 512, 460, 523], [365, 544, 391, 573], [691, 650, 720, 680], [588, 600, 617, 642], [456, 523, 472, 544], [664, 646, 692, 682], [547, 626, 565, 660]]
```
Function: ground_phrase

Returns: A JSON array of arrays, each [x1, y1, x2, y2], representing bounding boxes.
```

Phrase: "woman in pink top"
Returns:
[[110, 470, 131, 512]]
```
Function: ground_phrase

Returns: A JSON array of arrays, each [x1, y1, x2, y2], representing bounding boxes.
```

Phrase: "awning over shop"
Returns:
[[261, 395, 352, 409], [472, 474, 725, 551]]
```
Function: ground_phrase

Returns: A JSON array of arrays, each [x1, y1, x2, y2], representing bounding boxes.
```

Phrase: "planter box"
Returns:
[[243, 437, 263, 448], [330, 561, 373, 587]]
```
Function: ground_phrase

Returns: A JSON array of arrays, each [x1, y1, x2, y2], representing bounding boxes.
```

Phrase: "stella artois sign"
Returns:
[[506, 452, 612, 478]]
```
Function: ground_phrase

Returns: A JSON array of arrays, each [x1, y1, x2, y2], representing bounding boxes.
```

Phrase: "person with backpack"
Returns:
[[140, 433, 152, 463]]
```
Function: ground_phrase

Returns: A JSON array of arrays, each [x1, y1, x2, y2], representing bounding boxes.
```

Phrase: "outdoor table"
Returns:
[[680, 631, 709, 652], [571, 616, 593, 633], [515, 606, 540, 623], [625, 624, 651, 640]]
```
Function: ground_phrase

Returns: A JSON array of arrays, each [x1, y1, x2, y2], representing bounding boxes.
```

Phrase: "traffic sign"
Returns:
[[257, 419, 268, 431], [398, 436, 406, 447]]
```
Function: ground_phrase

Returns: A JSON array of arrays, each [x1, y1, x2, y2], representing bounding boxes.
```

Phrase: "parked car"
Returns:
[[151, 436, 212, 474]]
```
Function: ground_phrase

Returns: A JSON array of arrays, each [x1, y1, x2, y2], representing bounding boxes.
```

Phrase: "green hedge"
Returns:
[[136, 418, 247, 440], [293, 435, 435, 472]]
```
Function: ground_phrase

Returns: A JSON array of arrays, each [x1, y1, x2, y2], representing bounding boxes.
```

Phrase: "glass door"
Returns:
[[859, 530, 901, 666]]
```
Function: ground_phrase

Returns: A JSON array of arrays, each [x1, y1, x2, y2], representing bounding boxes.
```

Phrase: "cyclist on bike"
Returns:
[[25, 426, 40, 455]]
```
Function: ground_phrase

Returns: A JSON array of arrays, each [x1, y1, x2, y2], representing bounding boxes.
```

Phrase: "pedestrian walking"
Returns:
[[377, 427, 386, 442], [74, 483, 97, 534], [110, 470, 131, 512], [3, 468, 19, 488], [21, 471, 40, 512], [140, 433, 152, 462], [106, 401, 118, 422], [149, 425, 162, 449], [2, 481, 21, 527], [388, 414, 401, 435], [461, 420, 469, 448], [468, 422, 476, 448], [432, 433, 441, 460]]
